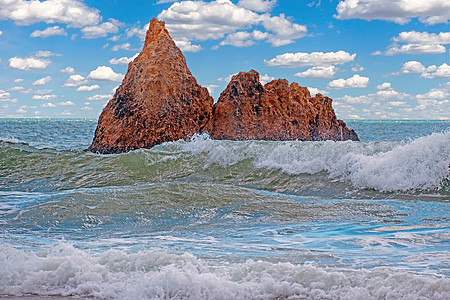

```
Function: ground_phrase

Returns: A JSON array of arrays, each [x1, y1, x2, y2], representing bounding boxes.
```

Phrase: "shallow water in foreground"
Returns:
[[0, 119, 449, 299]]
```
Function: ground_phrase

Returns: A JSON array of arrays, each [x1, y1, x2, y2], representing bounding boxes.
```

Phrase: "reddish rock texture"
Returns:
[[88, 18, 213, 154], [88, 19, 358, 154], [205, 70, 358, 142]]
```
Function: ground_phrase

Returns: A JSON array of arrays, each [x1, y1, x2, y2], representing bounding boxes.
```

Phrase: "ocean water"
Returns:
[[0, 119, 449, 299]]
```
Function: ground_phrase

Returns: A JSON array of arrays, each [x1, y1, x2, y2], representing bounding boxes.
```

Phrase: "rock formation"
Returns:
[[88, 19, 358, 154], [87, 18, 213, 154], [205, 70, 358, 142]]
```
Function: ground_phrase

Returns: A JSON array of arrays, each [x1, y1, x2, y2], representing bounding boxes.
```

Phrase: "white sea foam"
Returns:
[[0, 243, 449, 299], [179, 131, 450, 191], [0, 137, 19, 143]]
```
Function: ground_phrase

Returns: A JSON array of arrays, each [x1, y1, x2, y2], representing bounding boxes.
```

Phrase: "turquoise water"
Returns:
[[0, 119, 449, 299]]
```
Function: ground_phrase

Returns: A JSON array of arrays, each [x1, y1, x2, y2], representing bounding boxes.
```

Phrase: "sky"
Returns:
[[0, 0, 449, 120]]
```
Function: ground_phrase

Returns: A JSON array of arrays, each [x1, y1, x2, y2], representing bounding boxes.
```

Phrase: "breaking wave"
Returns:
[[1, 243, 448, 299], [1, 131, 449, 194]]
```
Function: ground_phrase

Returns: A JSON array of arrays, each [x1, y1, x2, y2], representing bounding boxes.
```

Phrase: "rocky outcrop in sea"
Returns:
[[88, 18, 358, 154]]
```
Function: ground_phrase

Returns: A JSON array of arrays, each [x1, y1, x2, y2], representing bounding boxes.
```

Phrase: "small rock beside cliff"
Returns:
[[205, 70, 358, 142]]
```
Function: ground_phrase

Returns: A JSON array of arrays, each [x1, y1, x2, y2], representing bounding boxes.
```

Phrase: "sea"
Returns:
[[0, 119, 449, 299]]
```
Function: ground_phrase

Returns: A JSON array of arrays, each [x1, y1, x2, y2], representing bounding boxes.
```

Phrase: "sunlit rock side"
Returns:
[[88, 19, 358, 154], [205, 70, 359, 141], [88, 18, 213, 154]]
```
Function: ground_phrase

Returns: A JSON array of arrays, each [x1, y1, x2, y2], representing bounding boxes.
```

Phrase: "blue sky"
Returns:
[[0, 0, 449, 120]]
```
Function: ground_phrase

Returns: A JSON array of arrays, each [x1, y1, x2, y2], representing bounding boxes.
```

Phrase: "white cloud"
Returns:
[[32, 76, 52, 86], [237, 0, 276, 12], [0, 30, 2, 35], [76, 85, 100, 92], [87, 66, 124, 82], [335, 0, 450, 25], [9, 86, 24, 91], [383, 44, 446, 55], [81, 19, 120, 39], [109, 53, 139, 65], [260, 74, 275, 85], [376, 31, 450, 56], [158, 0, 307, 48], [9, 56, 51, 70], [327, 74, 369, 89], [16, 108, 27, 114], [111, 43, 131, 51], [61, 110, 73, 116], [294, 65, 337, 78], [0, 89, 11, 100], [307, 87, 328, 96], [217, 73, 238, 82], [174, 39, 202, 52], [34, 50, 59, 57], [351, 65, 364, 72], [421, 63, 450, 79], [265, 51, 355, 67], [0, 0, 101, 28], [394, 31, 450, 45], [393, 61, 426, 75], [376, 82, 391, 90], [87, 94, 112, 101], [220, 31, 255, 47], [41, 102, 56, 108], [58, 101, 75, 106], [81, 106, 93, 111], [393, 61, 450, 79], [63, 74, 87, 87], [32, 94, 57, 100], [14, 78, 24, 83], [30, 26, 67, 38], [60, 67, 76, 74], [205, 84, 219, 94]]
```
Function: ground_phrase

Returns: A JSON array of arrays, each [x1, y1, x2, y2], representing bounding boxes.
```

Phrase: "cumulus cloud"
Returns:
[[294, 65, 337, 78], [174, 39, 202, 52], [9, 56, 51, 70], [260, 74, 275, 84], [335, 0, 450, 25], [30, 26, 67, 38], [81, 19, 120, 39], [265, 51, 355, 67], [32, 76, 52, 86], [0, 89, 11, 101], [375, 31, 450, 55], [327, 74, 369, 89], [109, 54, 139, 65], [393, 61, 450, 78], [63, 74, 87, 87], [237, 0, 276, 12], [0, 0, 101, 27], [421, 63, 450, 79], [58, 101, 75, 106], [0, 30, 2, 35], [376, 82, 392, 90], [41, 102, 56, 108], [111, 42, 131, 51], [158, 0, 307, 48], [87, 94, 112, 101], [307, 87, 328, 96], [76, 85, 100, 92], [87, 66, 124, 82], [32, 94, 57, 100], [60, 67, 76, 74]]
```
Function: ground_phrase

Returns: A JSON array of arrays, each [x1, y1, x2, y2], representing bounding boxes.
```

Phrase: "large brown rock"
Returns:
[[88, 18, 213, 154], [205, 70, 358, 141]]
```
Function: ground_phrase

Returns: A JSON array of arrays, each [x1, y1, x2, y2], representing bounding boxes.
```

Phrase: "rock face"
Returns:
[[88, 19, 358, 154], [87, 18, 213, 154], [205, 70, 358, 142]]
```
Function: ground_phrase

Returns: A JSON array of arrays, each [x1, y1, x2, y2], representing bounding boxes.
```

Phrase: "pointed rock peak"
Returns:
[[230, 69, 262, 86], [144, 18, 170, 46]]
